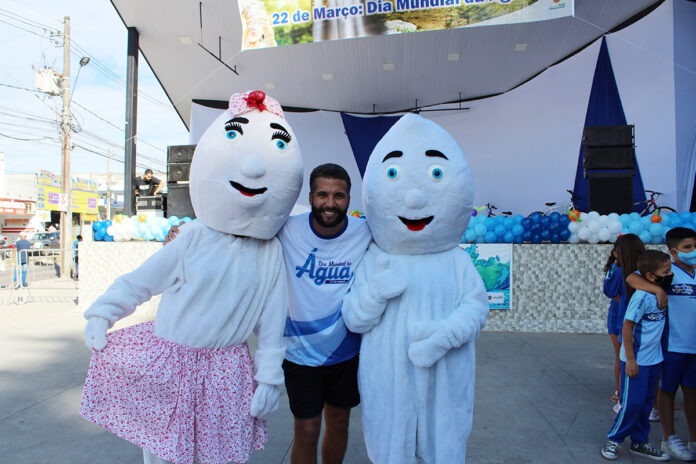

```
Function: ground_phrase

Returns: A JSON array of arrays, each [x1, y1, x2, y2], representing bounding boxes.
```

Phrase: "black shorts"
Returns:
[[282, 355, 360, 419]]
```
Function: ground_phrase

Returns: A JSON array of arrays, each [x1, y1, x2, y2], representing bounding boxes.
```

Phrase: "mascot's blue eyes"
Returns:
[[387, 168, 398, 178], [429, 164, 444, 181], [226, 130, 238, 139], [276, 140, 287, 149]]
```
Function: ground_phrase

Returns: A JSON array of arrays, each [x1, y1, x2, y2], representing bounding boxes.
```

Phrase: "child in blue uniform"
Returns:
[[601, 250, 672, 461], [603, 234, 646, 410], [628, 227, 696, 461]]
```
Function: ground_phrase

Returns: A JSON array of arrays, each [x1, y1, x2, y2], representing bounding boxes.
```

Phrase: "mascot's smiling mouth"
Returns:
[[398, 216, 434, 231], [229, 181, 268, 197]]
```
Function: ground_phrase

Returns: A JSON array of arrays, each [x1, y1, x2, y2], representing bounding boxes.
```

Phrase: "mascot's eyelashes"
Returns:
[[271, 130, 292, 144], [224, 122, 244, 138]]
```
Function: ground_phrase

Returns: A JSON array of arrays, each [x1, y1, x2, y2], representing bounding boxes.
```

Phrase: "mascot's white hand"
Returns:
[[408, 320, 450, 368], [84, 317, 110, 351], [371, 255, 407, 302], [250, 383, 280, 421]]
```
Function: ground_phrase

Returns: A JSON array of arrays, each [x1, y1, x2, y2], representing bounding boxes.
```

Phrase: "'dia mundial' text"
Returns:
[[272, 0, 514, 25]]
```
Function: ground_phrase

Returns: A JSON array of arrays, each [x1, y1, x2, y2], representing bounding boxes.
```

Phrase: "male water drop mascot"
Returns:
[[342, 113, 489, 464], [80, 91, 303, 464]]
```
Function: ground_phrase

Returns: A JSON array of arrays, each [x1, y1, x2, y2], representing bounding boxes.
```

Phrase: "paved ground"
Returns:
[[0, 279, 693, 464]]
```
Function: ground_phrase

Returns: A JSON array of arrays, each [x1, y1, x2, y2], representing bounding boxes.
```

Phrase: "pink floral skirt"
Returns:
[[80, 321, 267, 464]]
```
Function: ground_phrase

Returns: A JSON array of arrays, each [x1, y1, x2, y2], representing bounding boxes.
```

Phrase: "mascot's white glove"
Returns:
[[369, 256, 407, 304], [408, 319, 476, 368], [84, 316, 110, 351], [250, 383, 280, 421]]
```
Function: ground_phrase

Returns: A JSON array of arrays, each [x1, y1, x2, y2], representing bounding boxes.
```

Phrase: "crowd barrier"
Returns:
[[1, 248, 78, 305]]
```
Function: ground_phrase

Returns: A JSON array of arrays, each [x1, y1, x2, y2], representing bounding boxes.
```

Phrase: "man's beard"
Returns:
[[312, 205, 348, 228]]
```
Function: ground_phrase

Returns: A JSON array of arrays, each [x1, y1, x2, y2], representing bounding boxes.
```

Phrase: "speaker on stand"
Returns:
[[583, 125, 636, 215], [166, 144, 196, 219]]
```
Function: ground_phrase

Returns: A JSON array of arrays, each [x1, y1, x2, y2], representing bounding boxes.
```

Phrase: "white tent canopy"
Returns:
[[110, 0, 662, 123]]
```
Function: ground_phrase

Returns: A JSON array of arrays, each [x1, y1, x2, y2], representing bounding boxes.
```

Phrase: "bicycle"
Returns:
[[634, 190, 676, 216], [529, 189, 579, 217], [472, 203, 512, 217]]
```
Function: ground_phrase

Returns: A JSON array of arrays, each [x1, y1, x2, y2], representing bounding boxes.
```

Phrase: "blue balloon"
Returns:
[[550, 233, 560, 244], [105, 220, 113, 227], [619, 214, 631, 224], [639, 230, 651, 243], [531, 222, 542, 233], [559, 215, 571, 227], [464, 229, 477, 243], [629, 221, 644, 235], [559, 228, 571, 241], [513, 234, 523, 244], [484, 231, 497, 243], [549, 212, 561, 222], [629, 212, 641, 221], [681, 211, 692, 220], [523, 230, 532, 242], [474, 224, 487, 236], [522, 217, 532, 228], [495, 225, 506, 237], [484, 217, 495, 228], [512, 224, 524, 236], [541, 230, 551, 242], [531, 233, 542, 244], [651, 235, 663, 244], [514, 215, 523, 224], [541, 216, 551, 227], [182, 217, 192, 223], [105, 235, 114, 242], [94, 232, 104, 241], [168, 216, 181, 225], [504, 232, 514, 243]]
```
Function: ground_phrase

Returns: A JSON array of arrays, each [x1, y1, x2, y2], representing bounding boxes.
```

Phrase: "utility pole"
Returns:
[[59, 16, 72, 278], [106, 152, 111, 220]]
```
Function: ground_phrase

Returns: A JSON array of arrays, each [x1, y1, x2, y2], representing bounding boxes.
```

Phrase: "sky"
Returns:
[[0, 0, 190, 176]]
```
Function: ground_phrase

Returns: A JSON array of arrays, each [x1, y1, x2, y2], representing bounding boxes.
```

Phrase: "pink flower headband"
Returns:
[[228, 90, 284, 119]]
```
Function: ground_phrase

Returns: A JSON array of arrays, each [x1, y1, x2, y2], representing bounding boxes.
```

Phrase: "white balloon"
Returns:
[[568, 222, 579, 233], [106, 225, 115, 236], [578, 227, 591, 241], [588, 211, 600, 220], [598, 215, 609, 226], [608, 213, 620, 221], [580, 212, 589, 221], [588, 234, 600, 244], [588, 220, 601, 234], [609, 220, 623, 234], [598, 227, 611, 242], [568, 234, 580, 244]]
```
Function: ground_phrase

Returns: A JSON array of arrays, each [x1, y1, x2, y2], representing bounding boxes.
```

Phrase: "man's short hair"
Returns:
[[666, 227, 696, 250], [637, 249, 671, 276], [309, 164, 351, 193], [144, 169, 153, 175]]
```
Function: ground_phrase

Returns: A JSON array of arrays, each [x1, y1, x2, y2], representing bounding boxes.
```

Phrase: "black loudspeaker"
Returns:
[[587, 173, 634, 215], [169, 163, 190, 182], [166, 183, 196, 219], [167, 144, 196, 183], [136, 196, 163, 210], [584, 147, 634, 170], [583, 125, 634, 147], [167, 145, 196, 164]]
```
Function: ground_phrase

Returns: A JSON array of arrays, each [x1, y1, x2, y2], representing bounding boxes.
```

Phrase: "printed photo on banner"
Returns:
[[238, 0, 574, 50], [460, 243, 512, 310]]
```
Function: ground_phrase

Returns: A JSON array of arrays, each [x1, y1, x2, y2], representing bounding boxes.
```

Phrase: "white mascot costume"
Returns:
[[342, 114, 489, 464], [80, 91, 303, 464]]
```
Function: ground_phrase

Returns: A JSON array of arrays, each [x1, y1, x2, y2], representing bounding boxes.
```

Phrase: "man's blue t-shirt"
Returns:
[[15, 239, 31, 265], [620, 290, 666, 366]]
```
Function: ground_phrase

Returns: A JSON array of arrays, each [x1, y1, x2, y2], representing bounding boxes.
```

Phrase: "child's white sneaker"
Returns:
[[662, 435, 696, 461], [602, 440, 620, 460]]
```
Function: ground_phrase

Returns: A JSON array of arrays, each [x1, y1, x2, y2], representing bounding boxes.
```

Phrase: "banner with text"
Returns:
[[460, 243, 512, 310], [239, 0, 573, 50]]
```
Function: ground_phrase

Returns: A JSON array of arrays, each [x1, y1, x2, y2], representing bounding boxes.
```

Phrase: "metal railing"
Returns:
[[1, 248, 78, 304]]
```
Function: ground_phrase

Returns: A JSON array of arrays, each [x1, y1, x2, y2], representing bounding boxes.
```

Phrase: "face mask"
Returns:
[[654, 273, 673, 290], [678, 249, 696, 266]]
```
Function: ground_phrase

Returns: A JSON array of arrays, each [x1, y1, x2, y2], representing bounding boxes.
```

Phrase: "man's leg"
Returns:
[[322, 403, 351, 464], [292, 415, 322, 464]]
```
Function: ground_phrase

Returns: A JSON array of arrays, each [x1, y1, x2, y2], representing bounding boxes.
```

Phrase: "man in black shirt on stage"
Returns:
[[135, 169, 164, 197]]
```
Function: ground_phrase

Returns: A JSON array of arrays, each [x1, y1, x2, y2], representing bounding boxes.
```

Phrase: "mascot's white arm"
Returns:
[[408, 252, 489, 368], [249, 251, 288, 420], [342, 245, 407, 334], [83, 223, 193, 351]]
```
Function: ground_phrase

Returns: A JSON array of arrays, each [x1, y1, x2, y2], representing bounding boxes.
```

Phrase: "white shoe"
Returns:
[[662, 435, 696, 461], [613, 402, 622, 414]]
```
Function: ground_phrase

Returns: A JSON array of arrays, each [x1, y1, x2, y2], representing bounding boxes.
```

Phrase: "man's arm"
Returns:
[[153, 178, 165, 195], [626, 273, 667, 309], [622, 319, 638, 378]]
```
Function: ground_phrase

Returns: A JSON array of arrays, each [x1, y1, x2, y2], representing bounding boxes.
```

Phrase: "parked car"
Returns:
[[31, 232, 60, 256]]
